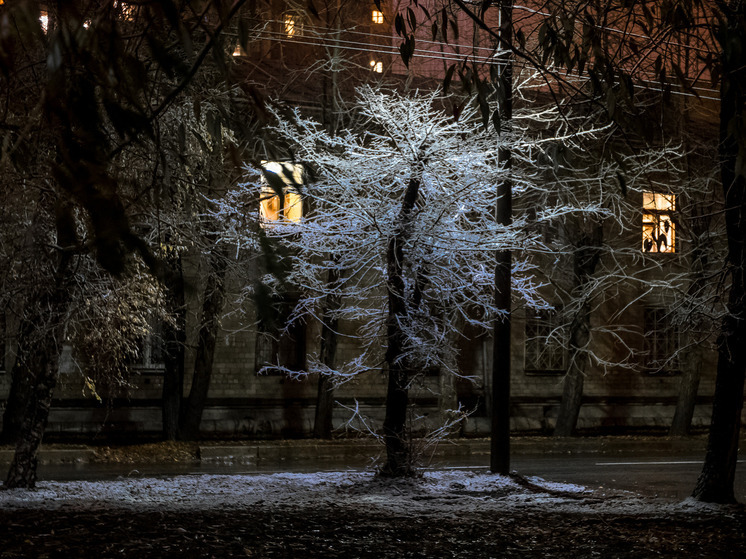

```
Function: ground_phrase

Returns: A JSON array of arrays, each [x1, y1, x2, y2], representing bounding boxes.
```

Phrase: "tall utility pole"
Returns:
[[491, 0, 513, 474]]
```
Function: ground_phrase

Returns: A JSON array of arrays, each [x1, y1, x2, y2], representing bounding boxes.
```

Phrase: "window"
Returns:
[[113, 1, 138, 21], [643, 307, 680, 375], [259, 161, 304, 225], [39, 10, 49, 32], [255, 318, 306, 375], [642, 192, 675, 253], [132, 319, 165, 371], [525, 309, 566, 374], [284, 13, 303, 37], [372, 10, 384, 24], [370, 60, 383, 73]]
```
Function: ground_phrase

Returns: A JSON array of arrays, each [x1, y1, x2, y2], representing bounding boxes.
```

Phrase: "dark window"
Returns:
[[525, 309, 566, 375], [255, 318, 306, 375], [132, 319, 165, 371], [643, 308, 680, 375]]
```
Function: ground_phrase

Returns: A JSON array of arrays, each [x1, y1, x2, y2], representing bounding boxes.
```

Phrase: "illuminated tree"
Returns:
[[224, 84, 652, 474]]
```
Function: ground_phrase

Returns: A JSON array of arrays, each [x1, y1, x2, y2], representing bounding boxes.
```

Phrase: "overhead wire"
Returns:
[[231, 15, 721, 101]]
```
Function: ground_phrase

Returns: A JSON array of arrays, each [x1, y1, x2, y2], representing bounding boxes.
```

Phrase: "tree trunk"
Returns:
[[381, 177, 420, 477], [313, 268, 341, 439], [4, 350, 63, 488], [554, 228, 602, 437], [670, 353, 702, 437], [553, 304, 591, 436], [693, 6, 746, 503], [162, 256, 186, 441], [692, 307, 746, 503], [178, 246, 229, 440], [491, 0, 513, 475], [4, 202, 76, 488], [314, 375, 335, 439], [0, 319, 36, 444], [671, 208, 709, 436]]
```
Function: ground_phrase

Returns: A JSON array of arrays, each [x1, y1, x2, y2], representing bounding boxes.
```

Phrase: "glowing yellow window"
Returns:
[[642, 192, 675, 253], [370, 60, 383, 73], [260, 162, 304, 225], [113, 1, 137, 20], [39, 10, 49, 32], [284, 14, 301, 37], [372, 10, 384, 24]]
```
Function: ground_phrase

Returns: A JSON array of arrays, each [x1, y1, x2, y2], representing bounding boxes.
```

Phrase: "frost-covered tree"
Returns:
[[226, 84, 621, 475]]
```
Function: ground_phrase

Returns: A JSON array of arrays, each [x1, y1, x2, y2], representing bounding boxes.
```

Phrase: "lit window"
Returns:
[[260, 161, 304, 225], [370, 60, 383, 73], [643, 308, 680, 375], [284, 14, 302, 37], [525, 309, 566, 374], [372, 10, 384, 24], [232, 44, 244, 57], [113, 1, 137, 21], [39, 10, 49, 32], [642, 192, 675, 253]]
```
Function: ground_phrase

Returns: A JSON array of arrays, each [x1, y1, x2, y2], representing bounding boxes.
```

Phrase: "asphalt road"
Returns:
[[35, 450, 746, 503], [454, 453, 746, 501]]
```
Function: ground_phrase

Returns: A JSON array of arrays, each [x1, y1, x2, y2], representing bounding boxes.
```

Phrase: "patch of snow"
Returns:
[[0, 470, 736, 520]]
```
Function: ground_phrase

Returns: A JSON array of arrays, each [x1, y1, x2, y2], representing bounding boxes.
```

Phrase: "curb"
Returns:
[[0, 447, 97, 465], [0, 436, 722, 466]]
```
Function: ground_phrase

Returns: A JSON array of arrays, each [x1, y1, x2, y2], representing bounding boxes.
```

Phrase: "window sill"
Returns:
[[524, 369, 565, 376]]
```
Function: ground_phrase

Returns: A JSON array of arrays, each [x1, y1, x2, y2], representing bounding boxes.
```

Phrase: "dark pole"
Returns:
[[491, 0, 513, 474]]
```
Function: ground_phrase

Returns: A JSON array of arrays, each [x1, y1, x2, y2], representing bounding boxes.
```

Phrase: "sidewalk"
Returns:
[[0, 434, 720, 466]]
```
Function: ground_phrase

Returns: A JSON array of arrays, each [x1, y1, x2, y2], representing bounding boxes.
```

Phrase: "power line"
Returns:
[[230, 13, 720, 100], [231, 28, 720, 101]]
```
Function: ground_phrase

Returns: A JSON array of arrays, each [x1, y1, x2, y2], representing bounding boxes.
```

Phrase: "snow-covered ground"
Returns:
[[0, 470, 732, 520]]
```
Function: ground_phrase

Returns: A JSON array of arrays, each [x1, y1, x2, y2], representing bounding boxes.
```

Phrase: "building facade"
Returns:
[[0, 1, 739, 438]]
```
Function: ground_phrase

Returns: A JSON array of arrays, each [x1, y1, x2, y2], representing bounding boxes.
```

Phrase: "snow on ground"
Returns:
[[0, 470, 734, 520]]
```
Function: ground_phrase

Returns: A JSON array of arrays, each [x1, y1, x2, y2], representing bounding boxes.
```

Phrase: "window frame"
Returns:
[[524, 308, 567, 375], [254, 315, 307, 376], [131, 319, 166, 373], [642, 192, 676, 254], [642, 307, 681, 376], [283, 12, 304, 38], [259, 161, 305, 226]]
